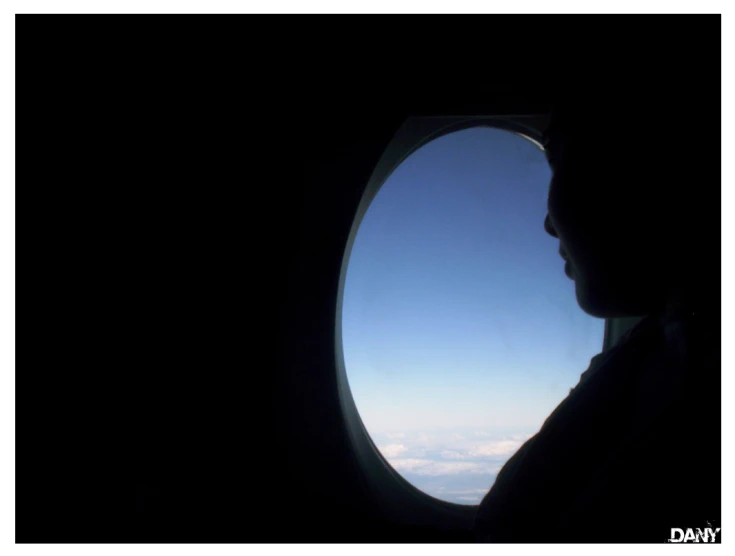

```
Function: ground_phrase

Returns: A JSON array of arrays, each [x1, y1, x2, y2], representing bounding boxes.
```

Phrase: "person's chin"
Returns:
[[575, 277, 658, 319], [564, 263, 604, 317], [574, 278, 619, 319]]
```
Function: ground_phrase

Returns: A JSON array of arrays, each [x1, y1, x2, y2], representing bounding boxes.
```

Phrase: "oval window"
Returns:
[[341, 126, 605, 505]]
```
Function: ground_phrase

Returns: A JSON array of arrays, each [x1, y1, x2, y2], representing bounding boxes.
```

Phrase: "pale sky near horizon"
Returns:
[[341, 127, 605, 437]]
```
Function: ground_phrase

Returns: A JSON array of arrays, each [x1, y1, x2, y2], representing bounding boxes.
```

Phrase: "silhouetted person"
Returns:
[[473, 73, 720, 542]]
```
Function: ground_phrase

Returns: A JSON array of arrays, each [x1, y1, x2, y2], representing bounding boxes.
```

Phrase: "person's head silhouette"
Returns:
[[542, 76, 708, 319]]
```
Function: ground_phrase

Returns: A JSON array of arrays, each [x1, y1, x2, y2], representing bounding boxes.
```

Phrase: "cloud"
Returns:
[[388, 458, 500, 476], [444, 489, 490, 495], [440, 450, 466, 460], [376, 433, 532, 467], [385, 458, 432, 473], [467, 439, 525, 457], [417, 433, 437, 443], [377, 443, 408, 458], [364, 429, 538, 505]]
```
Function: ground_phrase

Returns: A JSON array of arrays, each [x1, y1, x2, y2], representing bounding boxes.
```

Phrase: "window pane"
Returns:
[[342, 127, 605, 505]]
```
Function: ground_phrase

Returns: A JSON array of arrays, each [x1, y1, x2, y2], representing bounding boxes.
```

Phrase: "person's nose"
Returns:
[[544, 213, 558, 238]]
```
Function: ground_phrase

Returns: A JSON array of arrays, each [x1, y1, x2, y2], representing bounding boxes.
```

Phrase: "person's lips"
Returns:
[[564, 260, 574, 279], [559, 246, 574, 279]]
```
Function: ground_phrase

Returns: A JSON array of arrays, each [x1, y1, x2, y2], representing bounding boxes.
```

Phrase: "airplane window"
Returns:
[[341, 127, 605, 505]]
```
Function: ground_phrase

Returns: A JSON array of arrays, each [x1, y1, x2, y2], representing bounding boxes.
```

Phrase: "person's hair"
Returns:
[[549, 74, 717, 315]]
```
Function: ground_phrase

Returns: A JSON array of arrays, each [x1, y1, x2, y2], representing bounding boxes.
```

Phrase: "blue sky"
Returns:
[[341, 127, 605, 504]]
